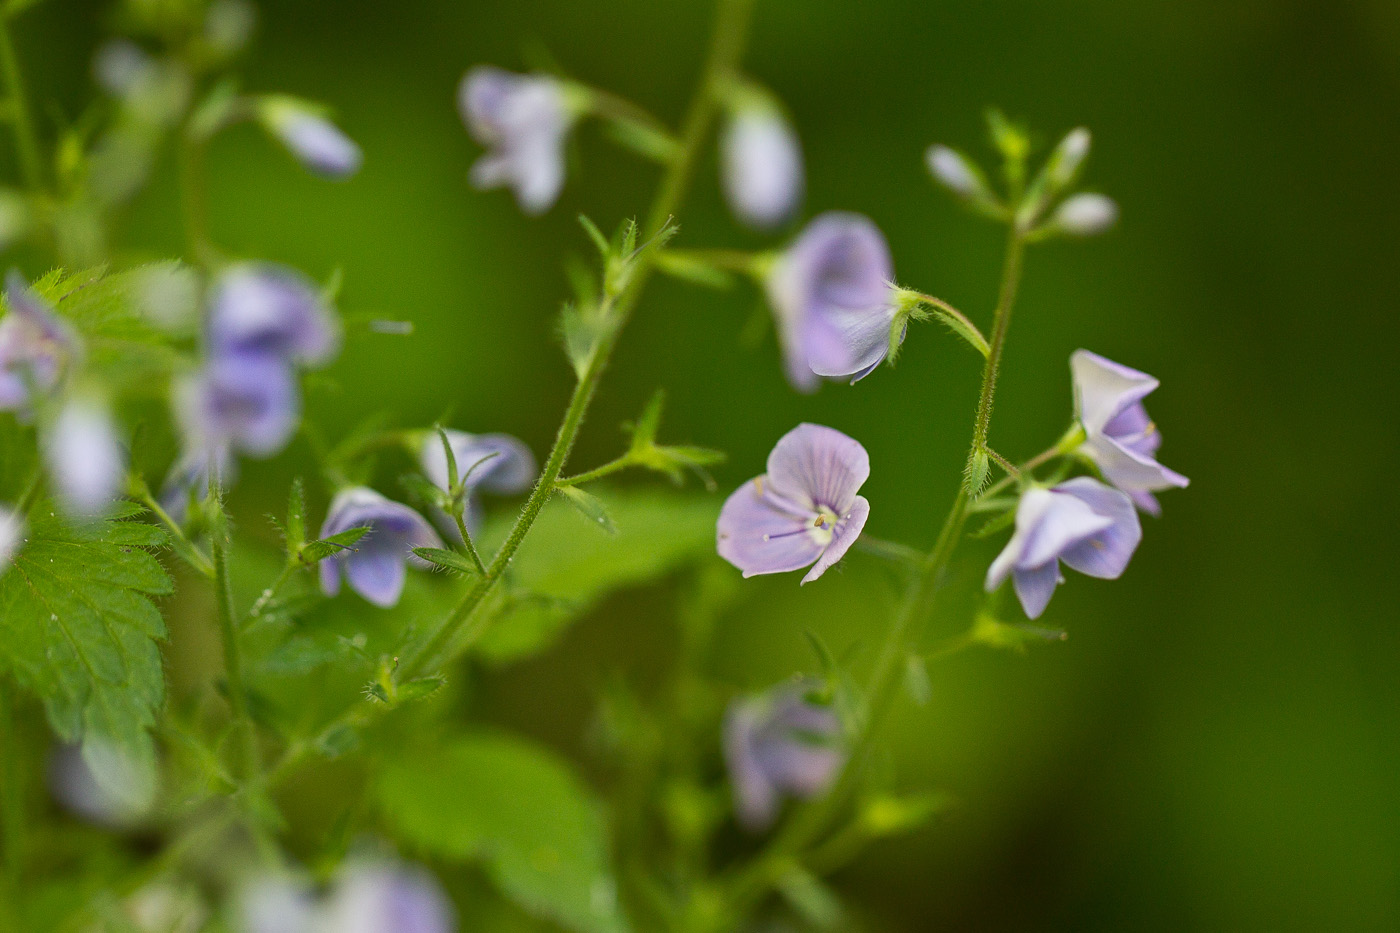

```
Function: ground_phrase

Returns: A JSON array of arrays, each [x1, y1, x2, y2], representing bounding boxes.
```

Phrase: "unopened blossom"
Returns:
[[175, 350, 299, 459], [321, 861, 455, 933], [45, 397, 125, 518], [1051, 193, 1117, 236], [765, 213, 899, 391], [459, 66, 573, 214], [926, 144, 988, 201], [48, 740, 155, 827], [0, 504, 22, 575], [1071, 349, 1188, 514], [258, 97, 362, 178], [208, 263, 339, 367], [724, 682, 844, 831], [721, 104, 803, 229], [985, 477, 1142, 619], [0, 271, 78, 412], [717, 423, 870, 584], [319, 487, 442, 608]]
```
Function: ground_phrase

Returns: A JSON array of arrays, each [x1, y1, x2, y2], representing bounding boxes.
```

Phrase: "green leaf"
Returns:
[[412, 546, 477, 577], [777, 867, 844, 931], [556, 485, 617, 535], [476, 491, 718, 662], [286, 478, 307, 555], [377, 733, 629, 933], [298, 526, 369, 563], [0, 502, 171, 802]]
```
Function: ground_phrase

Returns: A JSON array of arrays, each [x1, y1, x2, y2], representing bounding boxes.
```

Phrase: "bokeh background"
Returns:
[[16, 0, 1400, 928]]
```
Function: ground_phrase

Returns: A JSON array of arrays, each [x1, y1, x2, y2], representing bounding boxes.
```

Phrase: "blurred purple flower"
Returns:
[[158, 444, 234, 523], [721, 105, 803, 229], [724, 682, 844, 831], [0, 504, 21, 575], [175, 350, 299, 459], [319, 487, 442, 608], [259, 97, 362, 178], [459, 66, 573, 214], [45, 397, 125, 519], [985, 477, 1142, 619], [48, 740, 155, 828], [765, 213, 899, 392], [0, 270, 78, 413], [1071, 349, 1189, 515], [236, 876, 317, 933], [420, 429, 536, 539], [323, 862, 455, 933], [717, 423, 870, 584], [208, 263, 338, 367]]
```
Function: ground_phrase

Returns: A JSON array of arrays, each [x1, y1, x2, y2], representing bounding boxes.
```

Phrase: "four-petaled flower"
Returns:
[[0, 270, 78, 413], [724, 681, 845, 831], [1072, 349, 1189, 514], [318, 487, 443, 608], [721, 104, 804, 230], [765, 213, 900, 392], [208, 263, 339, 367], [717, 423, 871, 584], [985, 477, 1142, 619], [459, 67, 574, 215]]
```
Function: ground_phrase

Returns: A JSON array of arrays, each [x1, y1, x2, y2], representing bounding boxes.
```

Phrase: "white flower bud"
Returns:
[[1047, 127, 1091, 189], [925, 145, 980, 198], [46, 397, 125, 518], [1052, 193, 1118, 236], [721, 106, 804, 229]]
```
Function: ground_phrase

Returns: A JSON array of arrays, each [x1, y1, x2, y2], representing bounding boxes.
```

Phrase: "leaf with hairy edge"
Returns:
[[377, 732, 629, 933], [0, 501, 171, 804]]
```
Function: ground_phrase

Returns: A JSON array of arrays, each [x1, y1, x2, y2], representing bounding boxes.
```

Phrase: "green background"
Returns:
[[17, 0, 1400, 928]]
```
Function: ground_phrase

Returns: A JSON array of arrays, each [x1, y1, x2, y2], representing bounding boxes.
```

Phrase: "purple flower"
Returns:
[[1071, 350, 1189, 515], [259, 97, 362, 179], [318, 487, 442, 608], [765, 213, 899, 392], [0, 504, 21, 575], [459, 67, 573, 214], [985, 477, 1142, 620], [208, 263, 339, 367], [717, 423, 870, 584], [237, 876, 317, 933], [724, 682, 844, 831], [419, 429, 536, 539], [45, 398, 125, 519], [0, 271, 78, 412], [175, 350, 299, 459], [721, 105, 803, 229], [322, 862, 455, 933]]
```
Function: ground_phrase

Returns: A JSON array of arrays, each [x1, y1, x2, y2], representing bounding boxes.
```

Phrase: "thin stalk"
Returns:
[[450, 507, 487, 575], [400, 0, 755, 680], [209, 491, 257, 778], [0, 15, 41, 191], [556, 453, 635, 488], [134, 484, 216, 579]]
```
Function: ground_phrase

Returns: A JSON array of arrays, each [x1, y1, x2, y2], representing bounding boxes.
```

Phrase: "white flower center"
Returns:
[[807, 506, 839, 548]]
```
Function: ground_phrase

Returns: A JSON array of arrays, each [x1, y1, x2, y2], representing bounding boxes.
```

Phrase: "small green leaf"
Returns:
[[577, 214, 610, 257], [556, 485, 617, 535], [299, 526, 369, 563], [412, 546, 477, 576], [393, 676, 446, 704]]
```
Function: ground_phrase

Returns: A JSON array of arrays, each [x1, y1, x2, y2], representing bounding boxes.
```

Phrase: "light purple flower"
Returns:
[[0, 504, 21, 575], [765, 213, 899, 392], [724, 682, 844, 831], [175, 350, 299, 459], [721, 105, 803, 229], [1071, 349, 1189, 515], [459, 67, 573, 214], [45, 397, 125, 518], [208, 263, 339, 367], [985, 477, 1142, 619], [318, 487, 442, 608], [717, 423, 870, 584], [322, 862, 455, 933], [0, 271, 78, 412], [237, 876, 317, 933], [419, 429, 536, 539], [259, 97, 361, 179]]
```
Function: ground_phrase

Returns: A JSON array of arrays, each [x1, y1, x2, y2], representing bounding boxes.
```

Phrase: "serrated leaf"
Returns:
[[298, 525, 369, 563], [556, 485, 617, 535], [0, 502, 171, 802], [377, 733, 629, 933]]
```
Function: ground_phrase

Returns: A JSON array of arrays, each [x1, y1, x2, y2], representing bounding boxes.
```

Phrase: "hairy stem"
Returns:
[[209, 492, 257, 778]]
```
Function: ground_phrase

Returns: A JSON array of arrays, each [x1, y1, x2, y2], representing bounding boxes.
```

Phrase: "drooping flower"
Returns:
[[321, 861, 456, 933], [45, 397, 125, 518], [764, 213, 899, 392], [717, 423, 870, 584], [985, 477, 1142, 619], [419, 430, 536, 539], [257, 96, 362, 179], [318, 487, 443, 608], [174, 349, 299, 459], [0, 504, 23, 576], [721, 104, 803, 229], [207, 263, 339, 367], [1071, 349, 1188, 514], [0, 270, 79, 412], [723, 681, 844, 831], [458, 67, 574, 214]]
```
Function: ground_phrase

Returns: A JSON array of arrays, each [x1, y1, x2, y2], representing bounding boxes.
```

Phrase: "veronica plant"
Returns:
[[0, 0, 1188, 930]]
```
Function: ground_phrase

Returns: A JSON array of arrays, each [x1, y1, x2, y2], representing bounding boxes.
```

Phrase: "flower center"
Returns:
[[807, 505, 839, 548]]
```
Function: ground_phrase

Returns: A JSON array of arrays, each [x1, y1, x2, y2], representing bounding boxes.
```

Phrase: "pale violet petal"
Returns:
[[1070, 349, 1157, 434], [716, 476, 823, 577], [1013, 562, 1062, 619], [801, 494, 869, 584], [765, 423, 870, 514]]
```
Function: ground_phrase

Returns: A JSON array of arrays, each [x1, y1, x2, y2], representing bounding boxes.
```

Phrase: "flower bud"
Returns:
[[45, 396, 125, 519], [925, 145, 1000, 216], [1051, 193, 1118, 236], [1046, 127, 1091, 190], [721, 103, 804, 229], [257, 96, 362, 179]]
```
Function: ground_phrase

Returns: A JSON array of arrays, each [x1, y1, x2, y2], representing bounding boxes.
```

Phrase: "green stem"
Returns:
[[0, 15, 41, 191], [977, 421, 1087, 501], [0, 680, 25, 895], [659, 247, 767, 275], [209, 492, 257, 778], [906, 291, 990, 357], [725, 225, 1029, 914], [247, 561, 296, 622], [450, 507, 488, 575], [556, 453, 636, 488], [400, 0, 755, 680], [134, 484, 216, 579]]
